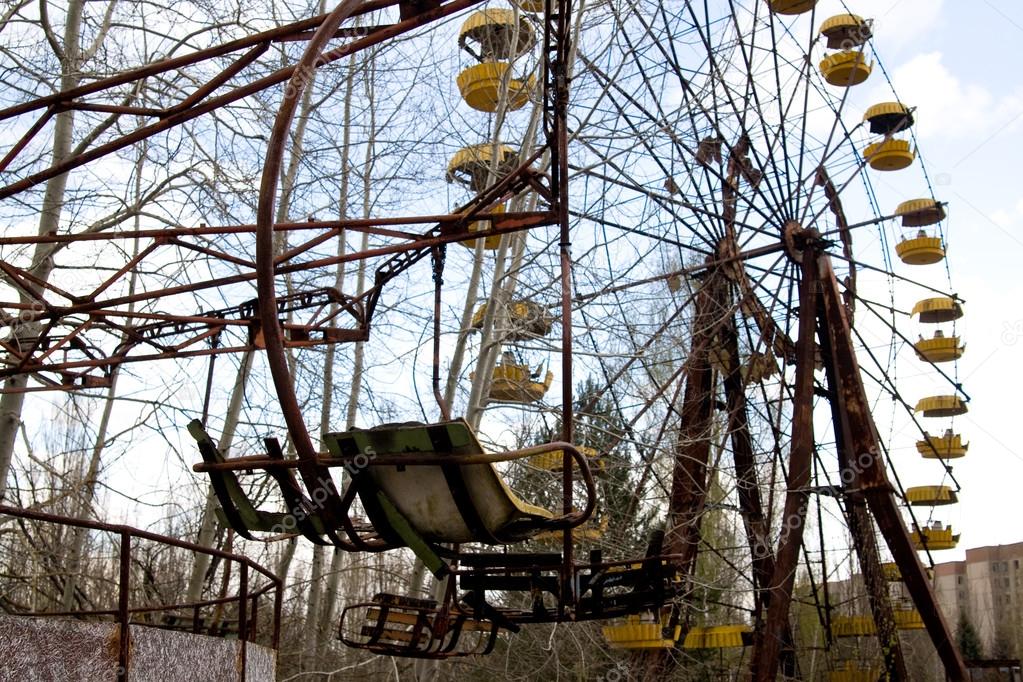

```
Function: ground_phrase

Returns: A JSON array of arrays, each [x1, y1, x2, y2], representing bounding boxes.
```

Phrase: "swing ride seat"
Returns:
[[189, 419, 300, 540], [322, 419, 595, 547], [189, 420, 376, 548], [191, 418, 594, 569], [453, 532, 683, 625], [338, 592, 505, 658], [333, 533, 681, 659]]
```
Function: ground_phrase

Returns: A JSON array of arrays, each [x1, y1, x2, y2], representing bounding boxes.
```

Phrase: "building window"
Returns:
[[1005, 577, 1011, 588], [957, 576, 963, 585], [993, 564, 1000, 573], [1016, 559, 1020, 570]]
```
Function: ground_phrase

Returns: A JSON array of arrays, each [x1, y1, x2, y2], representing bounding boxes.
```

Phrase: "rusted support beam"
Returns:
[[815, 254, 968, 680], [549, 0, 577, 611], [719, 318, 796, 678], [750, 239, 819, 682], [817, 269, 907, 680], [0, 206, 555, 393], [637, 269, 723, 681], [662, 273, 721, 569], [720, 319, 774, 595], [118, 531, 131, 681], [239, 563, 249, 677], [851, 500, 906, 678], [0, 213, 535, 247]]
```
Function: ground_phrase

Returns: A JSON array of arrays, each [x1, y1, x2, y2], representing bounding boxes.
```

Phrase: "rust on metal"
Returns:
[[751, 234, 819, 682], [814, 256, 968, 680], [0, 505, 281, 679]]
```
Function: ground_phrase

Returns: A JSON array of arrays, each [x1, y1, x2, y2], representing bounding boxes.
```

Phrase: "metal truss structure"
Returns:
[[0, 0, 970, 679]]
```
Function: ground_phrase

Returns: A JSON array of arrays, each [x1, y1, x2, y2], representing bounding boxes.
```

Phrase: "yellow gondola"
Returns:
[[864, 102, 914, 135], [768, 0, 818, 16], [829, 662, 883, 682], [513, 0, 548, 13], [894, 609, 925, 630], [457, 63, 536, 113], [905, 485, 958, 506], [914, 332, 964, 363], [447, 144, 519, 190], [896, 198, 946, 227], [458, 204, 505, 250], [917, 430, 968, 459], [914, 395, 968, 418], [602, 613, 680, 649], [864, 138, 915, 171], [458, 9, 536, 60], [911, 524, 960, 550], [831, 615, 875, 637], [819, 51, 872, 87], [881, 562, 902, 582], [911, 297, 963, 324], [896, 233, 945, 265], [536, 513, 608, 542], [470, 300, 553, 338], [819, 14, 872, 49], [530, 445, 598, 471], [482, 360, 553, 403], [682, 624, 752, 649]]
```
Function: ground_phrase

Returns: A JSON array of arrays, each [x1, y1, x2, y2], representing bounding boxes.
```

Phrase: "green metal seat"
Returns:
[[192, 418, 593, 577], [189, 419, 340, 545], [323, 419, 589, 547]]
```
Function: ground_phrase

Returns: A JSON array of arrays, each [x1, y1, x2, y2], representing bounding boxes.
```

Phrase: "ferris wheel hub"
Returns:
[[782, 221, 820, 263]]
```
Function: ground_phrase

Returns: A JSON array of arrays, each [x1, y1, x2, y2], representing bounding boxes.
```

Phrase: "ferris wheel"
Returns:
[[0, 0, 970, 679]]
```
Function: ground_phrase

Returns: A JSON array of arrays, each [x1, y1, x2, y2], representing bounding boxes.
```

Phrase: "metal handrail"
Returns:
[[0, 504, 282, 681]]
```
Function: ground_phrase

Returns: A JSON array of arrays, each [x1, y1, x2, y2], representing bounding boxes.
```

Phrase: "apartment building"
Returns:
[[933, 542, 1023, 657], [823, 542, 1023, 664]]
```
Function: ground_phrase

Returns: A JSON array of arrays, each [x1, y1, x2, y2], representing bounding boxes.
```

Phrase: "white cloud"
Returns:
[[874, 51, 1023, 141], [822, 0, 944, 52]]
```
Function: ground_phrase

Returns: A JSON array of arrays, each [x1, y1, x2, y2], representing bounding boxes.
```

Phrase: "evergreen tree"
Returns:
[[956, 610, 983, 661]]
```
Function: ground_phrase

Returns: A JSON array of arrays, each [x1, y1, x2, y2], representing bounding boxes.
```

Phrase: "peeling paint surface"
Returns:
[[0, 616, 276, 681], [0, 616, 118, 681]]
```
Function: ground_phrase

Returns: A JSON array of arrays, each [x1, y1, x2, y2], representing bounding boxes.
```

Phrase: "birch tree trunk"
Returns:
[[59, 139, 147, 610], [314, 48, 376, 666], [185, 4, 330, 601], [185, 349, 254, 602], [0, 0, 96, 497]]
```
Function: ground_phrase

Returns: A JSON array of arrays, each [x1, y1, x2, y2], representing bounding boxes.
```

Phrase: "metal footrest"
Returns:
[[338, 593, 502, 658]]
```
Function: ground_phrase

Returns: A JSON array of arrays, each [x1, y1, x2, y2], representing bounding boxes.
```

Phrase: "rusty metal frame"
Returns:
[[750, 233, 820, 682], [0, 0, 970, 674], [818, 287, 907, 680], [719, 314, 798, 678], [0, 0, 559, 395], [814, 252, 968, 680], [2, 0, 592, 650], [748, 237, 967, 680], [0, 0, 489, 200], [0, 209, 553, 392], [0, 504, 282, 679]]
